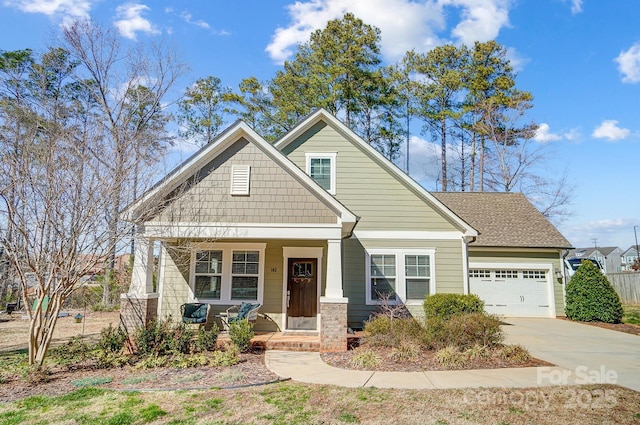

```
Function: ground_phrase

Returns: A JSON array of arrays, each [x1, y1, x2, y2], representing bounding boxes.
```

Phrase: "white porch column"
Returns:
[[321, 238, 347, 302], [129, 235, 155, 296], [121, 233, 158, 333]]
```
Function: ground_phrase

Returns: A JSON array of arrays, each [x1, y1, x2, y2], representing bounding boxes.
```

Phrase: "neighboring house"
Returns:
[[621, 247, 640, 271], [121, 109, 572, 351], [567, 247, 623, 274]]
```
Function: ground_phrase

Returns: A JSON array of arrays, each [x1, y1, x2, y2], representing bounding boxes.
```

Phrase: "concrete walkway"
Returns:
[[264, 350, 574, 389], [265, 319, 640, 391]]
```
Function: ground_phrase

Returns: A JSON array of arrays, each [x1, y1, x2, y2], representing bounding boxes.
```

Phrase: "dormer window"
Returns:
[[305, 153, 336, 195]]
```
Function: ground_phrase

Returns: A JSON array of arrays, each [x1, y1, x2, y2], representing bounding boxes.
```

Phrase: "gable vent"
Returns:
[[230, 165, 250, 196]]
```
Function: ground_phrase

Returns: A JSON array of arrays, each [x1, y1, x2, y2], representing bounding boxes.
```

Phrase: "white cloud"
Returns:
[[266, 0, 513, 64], [562, 218, 637, 250], [615, 43, 640, 83], [4, 0, 91, 21], [592, 120, 630, 141], [442, 0, 511, 46], [569, 0, 582, 14], [114, 3, 160, 40], [180, 11, 209, 29], [534, 123, 562, 143]]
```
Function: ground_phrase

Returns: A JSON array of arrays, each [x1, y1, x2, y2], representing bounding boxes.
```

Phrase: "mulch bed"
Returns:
[[321, 333, 552, 372], [0, 350, 283, 403]]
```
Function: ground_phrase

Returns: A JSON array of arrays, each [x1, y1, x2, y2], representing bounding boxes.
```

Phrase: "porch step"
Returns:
[[252, 332, 320, 352]]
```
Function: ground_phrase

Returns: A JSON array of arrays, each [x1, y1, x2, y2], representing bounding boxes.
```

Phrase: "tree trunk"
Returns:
[[441, 116, 448, 191]]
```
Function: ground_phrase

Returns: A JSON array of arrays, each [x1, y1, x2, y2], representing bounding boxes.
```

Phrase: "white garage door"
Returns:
[[469, 267, 552, 317]]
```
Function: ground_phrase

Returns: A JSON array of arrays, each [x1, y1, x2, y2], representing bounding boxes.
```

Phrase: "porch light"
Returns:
[[555, 270, 563, 284]]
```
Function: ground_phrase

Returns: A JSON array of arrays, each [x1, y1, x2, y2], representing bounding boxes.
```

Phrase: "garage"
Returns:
[[469, 265, 554, 317]]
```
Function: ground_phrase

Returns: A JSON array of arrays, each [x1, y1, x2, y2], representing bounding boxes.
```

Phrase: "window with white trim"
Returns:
[[305, 152, 336, 194], [191, 243, 265, 304], [370, 254, 397, 302], [366, 249, 435, 305], [231, 251, 259, 300], [404, 254, 430, 300], [194, 251, 223, 300]]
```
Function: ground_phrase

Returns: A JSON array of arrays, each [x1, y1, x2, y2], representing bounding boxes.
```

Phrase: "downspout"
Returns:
[[561, 249, 570, 311], [462, 235, 477, 295]]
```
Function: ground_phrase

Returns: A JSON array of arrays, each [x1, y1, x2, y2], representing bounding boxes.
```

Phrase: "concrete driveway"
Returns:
[[503, 318, 640, 392]]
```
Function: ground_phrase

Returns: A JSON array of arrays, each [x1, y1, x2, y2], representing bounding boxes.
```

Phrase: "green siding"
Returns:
[[283, 122, 461, 232], [342, 237, 465, 328], [469, 249, 565, 316], [158, 239, 328, 332]]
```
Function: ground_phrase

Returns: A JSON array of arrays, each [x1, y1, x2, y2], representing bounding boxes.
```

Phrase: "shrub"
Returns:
[[194, 324, 219, 353], [434, 346, 467, 369], [495, 344, 531, 363], [391, 342, 421, 361], [95, 351, 130, 369], [50, 336, 93, 367], [168, 323, 195, 354], [98, 324, 127, 354], [350, 349, 382, 369], [441, 312, 503, 350], [229, 320, 254, 352], [424, 293, 484, 320], [210, 344, 240, 367], [363, 316, 426, 348], [134, 354, 168, 370], [565, 260, 623, 323], [133, 320, 173, 356], [464, 344, 491, 360]]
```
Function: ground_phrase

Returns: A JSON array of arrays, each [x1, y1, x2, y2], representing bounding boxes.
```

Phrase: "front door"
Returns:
[[287, 258, 317, 330]]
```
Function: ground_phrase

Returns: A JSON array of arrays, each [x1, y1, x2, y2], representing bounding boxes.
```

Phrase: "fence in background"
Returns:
[[607, 273, 640, 304]]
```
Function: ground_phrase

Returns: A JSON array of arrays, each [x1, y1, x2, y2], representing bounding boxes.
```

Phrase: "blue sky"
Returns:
[[1, 0, 639, 251]]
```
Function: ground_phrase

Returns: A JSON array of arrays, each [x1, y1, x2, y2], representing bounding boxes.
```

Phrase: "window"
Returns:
[[370, 254, 396, 301], [305, 153, 336, 194], [495, 270, 518, 279], [469, 269, 491, 279], [194, 250, 223, 299], [405, 255, 430, 300], [522, 270, 546, 280], [191, 243, 265, 304], [366, 249, 435, 305], [231, 251, 259, 300]]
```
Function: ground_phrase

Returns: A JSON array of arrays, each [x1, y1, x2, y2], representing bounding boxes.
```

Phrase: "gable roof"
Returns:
[[123, 120, 358, 232], [568, 247, 620, 258], [431, 192, 572, 249], [274, 109, 478, 237]]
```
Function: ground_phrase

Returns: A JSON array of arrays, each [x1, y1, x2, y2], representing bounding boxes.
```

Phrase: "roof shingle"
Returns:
[[431, 192, 572, 249]]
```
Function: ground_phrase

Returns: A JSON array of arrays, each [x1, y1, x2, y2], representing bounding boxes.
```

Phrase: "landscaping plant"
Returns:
[[229, 320, 254, 352], [423, 293, 485, 320], [565, 260, 623, 323]]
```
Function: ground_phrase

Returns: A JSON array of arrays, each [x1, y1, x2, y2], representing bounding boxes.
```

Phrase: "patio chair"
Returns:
[[180, 303, 212, 325], [226, 302, 261, 324]]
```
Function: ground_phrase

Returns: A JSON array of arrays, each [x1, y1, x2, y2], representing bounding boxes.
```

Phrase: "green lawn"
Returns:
[[1, 382, 639, 425], [623, 305, 640, 325]]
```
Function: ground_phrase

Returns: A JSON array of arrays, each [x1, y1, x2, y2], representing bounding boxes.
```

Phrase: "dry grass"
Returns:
[[0, 310, 120, 353], [0, 382, 638, 425]]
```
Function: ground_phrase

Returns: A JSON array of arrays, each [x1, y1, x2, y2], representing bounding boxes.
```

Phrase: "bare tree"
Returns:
[[62, 21, 186, 307], [0, 21, 186, 365]]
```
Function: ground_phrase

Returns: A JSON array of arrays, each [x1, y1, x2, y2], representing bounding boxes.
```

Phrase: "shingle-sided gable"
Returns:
[[150, 137, 338, 225], [275, 110, 477, 235], [432, 192, 572, 248]]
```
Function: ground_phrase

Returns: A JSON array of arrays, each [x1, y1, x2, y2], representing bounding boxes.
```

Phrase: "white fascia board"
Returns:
[[275, 109, 477, 237], [469, 262, 554, 271], [125, 119, 357, 229], [353, 230, 464, 240], [143, 223, 343, 240], [123, 122, 256, 221]]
